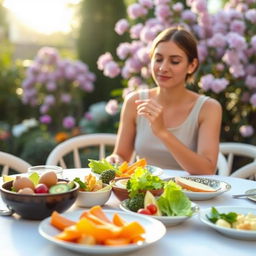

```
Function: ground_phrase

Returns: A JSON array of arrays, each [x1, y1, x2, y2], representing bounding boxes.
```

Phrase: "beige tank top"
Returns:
[[134, 89, 209, 170]]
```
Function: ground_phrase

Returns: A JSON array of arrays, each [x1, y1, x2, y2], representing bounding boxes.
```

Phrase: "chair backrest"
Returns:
[[0, 151, 31, 176], [217, 152, 229, 176], [219, 142, 256, 178], [46, 133, 117, 169]]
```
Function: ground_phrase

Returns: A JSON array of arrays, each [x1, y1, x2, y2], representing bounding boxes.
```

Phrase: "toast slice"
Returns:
[[175, 177, 216, 192]]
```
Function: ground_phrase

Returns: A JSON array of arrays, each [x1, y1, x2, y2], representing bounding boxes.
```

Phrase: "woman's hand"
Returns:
[[105, 153, 124, 165], [135, 98, 166, 136]]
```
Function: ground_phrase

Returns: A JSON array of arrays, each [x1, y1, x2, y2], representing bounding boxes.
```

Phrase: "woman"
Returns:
[[106, 26, 222, 175]]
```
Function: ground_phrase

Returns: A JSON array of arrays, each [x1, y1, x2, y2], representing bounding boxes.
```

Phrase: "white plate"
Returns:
[[199, 206, 256, 240], [168, 177, 231, 200], [39, 209, 166, 255], [120, 200, 199, 226], [245, 189, 256, 202], [145, 165, 163, 176]]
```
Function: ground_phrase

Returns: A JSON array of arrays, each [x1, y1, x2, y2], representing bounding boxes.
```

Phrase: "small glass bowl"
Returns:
[[28, 165, 63, 178]]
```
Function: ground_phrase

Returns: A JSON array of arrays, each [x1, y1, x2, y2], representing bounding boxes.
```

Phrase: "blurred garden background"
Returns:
[[0, 0, 255, 166]]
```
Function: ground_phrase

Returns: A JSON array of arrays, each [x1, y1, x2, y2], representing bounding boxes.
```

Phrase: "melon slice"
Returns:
[[175, 177, 216, 192]]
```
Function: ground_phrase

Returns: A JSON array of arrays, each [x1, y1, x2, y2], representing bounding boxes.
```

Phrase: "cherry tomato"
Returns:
[[137, 208, 152, 215], [146, 204, 158, 214]]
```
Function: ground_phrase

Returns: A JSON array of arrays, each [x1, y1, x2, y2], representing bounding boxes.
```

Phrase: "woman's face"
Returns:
[[151, 40, 196, 89]]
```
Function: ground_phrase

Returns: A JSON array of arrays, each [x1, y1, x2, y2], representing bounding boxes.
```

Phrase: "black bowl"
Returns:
[[0, 179, 79, 220]]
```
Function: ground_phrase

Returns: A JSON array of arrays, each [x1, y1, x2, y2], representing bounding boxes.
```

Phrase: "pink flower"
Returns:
[[84, 112, 93, 121], [172, 3, 184, 12], [97, 52, 113, 70], [130, 23, 144, 39], [44, 95, 55, 106], [211, 78, 229, 93], [39, 105, 49, 114], [105, 99, 119, 115], [245, 76, 256, 89], [226, 32, 247, 50], [251, 35, 256, 50], [249, 93, 256, 106], [103, 61, 121, 78], [40, 115, 52, 124], [229, 64, 245, 78], [81, 81, 94, 92], [181, 10, 197, 22], [154, 0, 170, 4], [191, 0, 207, 13], [127, 3, 147, 19], [117, 43, 131, 60], [61, 93, 71, 103], [128, 76, 143, 88], [155, 4, 171, 20], [199, 74, 214, 91], [239, 125, 254, 137], [46, 81, 57, 91], [115, 19, 129, 35], [139, 0, 153, 9], [245, 9, 256, 23], [215, 63, 225, 71], [63, 116, 75, 129], [208, 33, 226, 48], [140, 27, 156, 42], [230, 20, 246, 35]]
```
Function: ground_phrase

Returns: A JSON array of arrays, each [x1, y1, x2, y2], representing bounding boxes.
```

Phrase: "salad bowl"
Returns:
[[111, 177, 164, 201], [120, 200, 199, 226]]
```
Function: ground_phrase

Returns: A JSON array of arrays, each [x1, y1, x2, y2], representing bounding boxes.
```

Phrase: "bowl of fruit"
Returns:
[[0, 169, 79, 220]]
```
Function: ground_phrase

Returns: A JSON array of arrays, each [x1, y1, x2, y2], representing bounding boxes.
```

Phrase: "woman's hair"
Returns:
[[150, 26, 199, 83]]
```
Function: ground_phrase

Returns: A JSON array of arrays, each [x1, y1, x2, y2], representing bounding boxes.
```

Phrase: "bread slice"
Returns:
[[175, 177, 216, 192]]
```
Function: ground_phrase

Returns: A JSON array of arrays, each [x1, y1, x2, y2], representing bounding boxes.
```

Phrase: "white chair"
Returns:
[[218, 142, 256, 179], [46, 133, 117, 169], [217, 152, 229, 175], [0, 151, 31, 176]]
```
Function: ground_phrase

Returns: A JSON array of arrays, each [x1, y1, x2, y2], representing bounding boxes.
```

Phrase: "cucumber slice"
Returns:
[[144, 191, 162, 216], [49, 184, 70, 194]]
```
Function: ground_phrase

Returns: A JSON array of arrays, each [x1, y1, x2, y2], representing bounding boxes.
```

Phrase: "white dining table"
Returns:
[[0, 169, 256, 256]]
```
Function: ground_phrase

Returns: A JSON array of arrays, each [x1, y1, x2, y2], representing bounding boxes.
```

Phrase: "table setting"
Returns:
[[0, 164, 256, 256]]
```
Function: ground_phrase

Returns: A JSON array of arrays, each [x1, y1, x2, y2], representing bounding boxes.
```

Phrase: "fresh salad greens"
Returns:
[[127, 167, 165, 198], [88, 159, 118, 174], [157, 181, 193, 216], [207, 207, 237, 224]]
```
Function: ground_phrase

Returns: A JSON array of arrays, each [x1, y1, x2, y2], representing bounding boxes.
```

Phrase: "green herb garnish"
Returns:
[[207, 207, 237, 224], [73, 177, 87, 190]]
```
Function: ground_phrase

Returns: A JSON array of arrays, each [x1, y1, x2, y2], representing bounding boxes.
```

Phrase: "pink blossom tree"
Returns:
[[22, 47, 96, 131], [98, 0, 256, 143]]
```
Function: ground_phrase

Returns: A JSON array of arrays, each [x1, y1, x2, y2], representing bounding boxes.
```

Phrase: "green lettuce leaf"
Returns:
[[157, 180, 192, 216], [127, 167, 165, 198], [88, 159, 118, 174]]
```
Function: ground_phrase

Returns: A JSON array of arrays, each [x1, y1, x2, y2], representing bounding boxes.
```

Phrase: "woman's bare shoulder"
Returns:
[[200, 96, 222, 120], [204, 97, 222, 111]]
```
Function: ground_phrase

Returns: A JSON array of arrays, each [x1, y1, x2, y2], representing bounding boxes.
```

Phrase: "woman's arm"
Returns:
[[137, 97, 222, 175], [106, 93, 138, 164]]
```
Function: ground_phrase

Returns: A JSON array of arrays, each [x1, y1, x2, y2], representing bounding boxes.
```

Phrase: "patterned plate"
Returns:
[[167, 176, 231, 201]]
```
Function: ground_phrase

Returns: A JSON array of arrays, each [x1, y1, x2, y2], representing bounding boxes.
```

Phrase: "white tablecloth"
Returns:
[[0, 169, 256, 256]]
